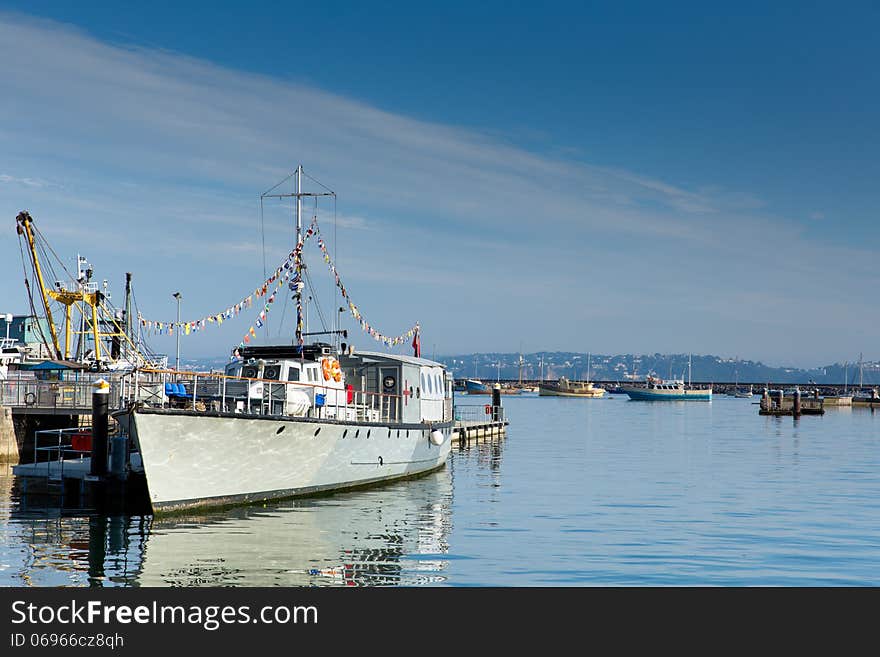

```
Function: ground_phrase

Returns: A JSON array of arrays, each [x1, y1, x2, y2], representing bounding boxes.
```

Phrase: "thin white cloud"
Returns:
[[0, 174, 48, 187]]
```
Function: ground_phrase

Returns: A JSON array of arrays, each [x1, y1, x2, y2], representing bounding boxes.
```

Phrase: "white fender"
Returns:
[[429, 429, 445, 446]]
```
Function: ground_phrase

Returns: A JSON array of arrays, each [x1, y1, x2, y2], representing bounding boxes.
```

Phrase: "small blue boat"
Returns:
[[621, 376, 712, 401], [465, 379, 491, 394]]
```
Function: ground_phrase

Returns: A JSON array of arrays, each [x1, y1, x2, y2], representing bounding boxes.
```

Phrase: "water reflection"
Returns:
[[2, 468, 453, 587]]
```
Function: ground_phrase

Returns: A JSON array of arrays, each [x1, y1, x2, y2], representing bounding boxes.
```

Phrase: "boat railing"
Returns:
[[120, 368, 405, 424], [454, 404, 505, 423], [27, 427, 93, 486], [0, 375, 121, 411]]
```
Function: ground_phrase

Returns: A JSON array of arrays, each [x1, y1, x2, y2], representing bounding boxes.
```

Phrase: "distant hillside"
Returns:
[[437, 352, 880, 386]]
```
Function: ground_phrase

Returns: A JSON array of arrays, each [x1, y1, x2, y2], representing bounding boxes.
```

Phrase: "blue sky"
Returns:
[[0, 2, 878, 367]]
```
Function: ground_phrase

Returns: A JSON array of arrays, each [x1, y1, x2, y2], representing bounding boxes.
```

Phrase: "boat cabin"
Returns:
[[646, 377, 685, 391], [223, 343, 452, 424], [339, 350, 451, 423]]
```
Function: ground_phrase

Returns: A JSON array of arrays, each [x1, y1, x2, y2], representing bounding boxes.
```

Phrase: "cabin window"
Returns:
[[242, 366, 258, 378], [287, 367, 300, 382], [420, 372, 427, 393], [264, 365, 280, 380]]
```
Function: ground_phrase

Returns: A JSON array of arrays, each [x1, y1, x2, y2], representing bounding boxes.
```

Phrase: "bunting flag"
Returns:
[[313, 225, 419, 348], [136, 218, 318, 340], [134, 214, 417, 353]]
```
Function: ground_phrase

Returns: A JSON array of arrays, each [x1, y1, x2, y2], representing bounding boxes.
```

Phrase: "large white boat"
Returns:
[[115, 167, 454, 513]]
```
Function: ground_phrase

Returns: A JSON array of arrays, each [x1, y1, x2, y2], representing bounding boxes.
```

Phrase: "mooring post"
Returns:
[[793, 387, 801, 417], [90, 378, 109, 477], [492, 384, 501, 422]]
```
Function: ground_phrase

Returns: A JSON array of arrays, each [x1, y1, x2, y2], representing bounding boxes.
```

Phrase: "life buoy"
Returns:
[[322, 357, 342, 382], [24, 391, 36, 406]]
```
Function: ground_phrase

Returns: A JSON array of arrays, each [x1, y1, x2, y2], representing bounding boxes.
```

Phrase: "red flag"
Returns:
[[412, 327, 421, 358]]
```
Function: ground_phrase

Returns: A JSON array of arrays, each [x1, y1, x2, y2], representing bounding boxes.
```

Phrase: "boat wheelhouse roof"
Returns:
[[238, 342, 334, 361], [20, 359, 87, 371], [343, 350, 445, 368]]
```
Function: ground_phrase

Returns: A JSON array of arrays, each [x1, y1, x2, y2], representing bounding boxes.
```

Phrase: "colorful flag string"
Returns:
[[136, 219, 318, 338], [135, 214, 419, 354], [314, 225, 419, 348]]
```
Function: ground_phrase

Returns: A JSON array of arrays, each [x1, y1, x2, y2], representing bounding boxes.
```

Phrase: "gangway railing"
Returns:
[[454, 404, 505, 423]]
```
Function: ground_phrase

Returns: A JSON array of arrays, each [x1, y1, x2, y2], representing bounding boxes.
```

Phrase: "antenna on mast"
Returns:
[[260, 165, 334, 346]]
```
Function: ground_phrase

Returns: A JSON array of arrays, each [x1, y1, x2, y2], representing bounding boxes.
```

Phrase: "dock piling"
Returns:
[[492, 385, 501, 421], [90, 379, 109, 477]]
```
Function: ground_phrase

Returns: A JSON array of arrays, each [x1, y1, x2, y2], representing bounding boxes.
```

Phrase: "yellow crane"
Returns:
[[16, 211, 136, 366]]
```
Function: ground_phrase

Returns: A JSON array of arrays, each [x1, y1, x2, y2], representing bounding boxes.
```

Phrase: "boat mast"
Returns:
[[294, 165, 304, 340], [123, 272, 132, 360], [295, 165, 302, 251], [688, 354, 692, 387]]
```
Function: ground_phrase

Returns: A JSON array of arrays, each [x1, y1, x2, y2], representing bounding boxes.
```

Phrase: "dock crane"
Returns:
[[15, 211, 147, 369]]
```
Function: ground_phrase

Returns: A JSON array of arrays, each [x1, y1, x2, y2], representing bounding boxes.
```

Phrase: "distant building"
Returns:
[[0, 314, 54, 358]]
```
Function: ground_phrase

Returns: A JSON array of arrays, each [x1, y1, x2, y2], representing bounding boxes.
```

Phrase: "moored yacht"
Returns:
[[621, 376, 712, 401]]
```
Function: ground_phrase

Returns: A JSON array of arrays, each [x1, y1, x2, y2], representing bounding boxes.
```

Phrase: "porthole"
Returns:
[[314, 428, 321, 436], [355, 430, 360, 438], [343, 429, 348, 438], [388, 429, 392, 438], [276, 426, 286, 435], [367, 430, 371, 438]]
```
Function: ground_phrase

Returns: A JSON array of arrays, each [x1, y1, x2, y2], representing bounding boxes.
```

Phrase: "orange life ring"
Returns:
[[322, 357, 342, 382]]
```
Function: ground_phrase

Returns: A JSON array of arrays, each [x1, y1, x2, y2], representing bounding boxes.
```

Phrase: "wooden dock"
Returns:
[[758, 390, 825, 416], [453, 418, 508, 443]]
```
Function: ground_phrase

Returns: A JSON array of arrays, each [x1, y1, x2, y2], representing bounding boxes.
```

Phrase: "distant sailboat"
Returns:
[[823, 360, 852, 406], [538, 352, 605, 397], [852, 353, 879, 406], [733, 358, 752, 397]]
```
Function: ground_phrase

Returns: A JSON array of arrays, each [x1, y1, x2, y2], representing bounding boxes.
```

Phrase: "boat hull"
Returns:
[[120, 409, 453, 513], [622, 387, 712, 401], [465, 380, 490, 394]]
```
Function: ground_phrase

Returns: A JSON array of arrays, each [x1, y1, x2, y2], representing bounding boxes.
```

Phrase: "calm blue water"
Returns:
[[1, 393, 879, 586]]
